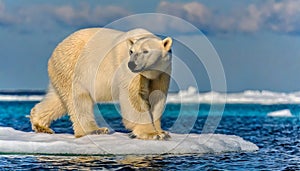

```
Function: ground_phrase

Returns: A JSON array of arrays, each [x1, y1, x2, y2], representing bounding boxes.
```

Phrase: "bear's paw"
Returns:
[[90, 127, 110, 135], [33, 124, 54, 134], [129, 131, 171, 140]]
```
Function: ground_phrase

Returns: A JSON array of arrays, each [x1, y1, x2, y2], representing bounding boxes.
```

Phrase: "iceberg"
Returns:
[[267, 109, 293, 117], [0, 127, 258, 155]]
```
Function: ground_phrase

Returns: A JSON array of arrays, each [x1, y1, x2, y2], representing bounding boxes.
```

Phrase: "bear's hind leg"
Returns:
[[30, 85, 66, 134]]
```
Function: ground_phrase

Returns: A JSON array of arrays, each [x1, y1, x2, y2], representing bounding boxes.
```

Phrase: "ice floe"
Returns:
[[0, 127, 258, 155], [267, 109, 293, 117]]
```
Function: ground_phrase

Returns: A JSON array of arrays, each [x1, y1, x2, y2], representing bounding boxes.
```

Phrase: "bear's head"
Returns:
[[127, 36, 172, 79]]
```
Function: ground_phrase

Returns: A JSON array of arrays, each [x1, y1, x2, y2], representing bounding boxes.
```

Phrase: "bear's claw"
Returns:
[[154, 131, 171, 140], [128, 132, 137, 139], [129, 131, 171, 140], [33, 124, 54, 134], [90, 127, 110, 135]]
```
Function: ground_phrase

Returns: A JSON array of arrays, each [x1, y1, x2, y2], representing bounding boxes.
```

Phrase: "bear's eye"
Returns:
[[129, 50, 133, 55], [143, 50, 149, 54]]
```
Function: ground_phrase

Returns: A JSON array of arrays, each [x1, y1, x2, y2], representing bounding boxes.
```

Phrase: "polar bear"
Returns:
[[29, 28, 172, 140]]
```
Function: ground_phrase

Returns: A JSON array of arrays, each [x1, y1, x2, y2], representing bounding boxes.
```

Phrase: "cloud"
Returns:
[[157, 0, 300, 35], [52, 4, 130, 27], [157, 1, 212, 31], [1, 1, 300, 35], [0, 2, 131, 31], [0, 1, 18, 27], [240, 0, 300, 34]]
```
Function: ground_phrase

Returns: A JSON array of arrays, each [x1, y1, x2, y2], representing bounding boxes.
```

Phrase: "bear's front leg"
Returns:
[[121, 75, 170, 140], [68, 90, 109, 138]]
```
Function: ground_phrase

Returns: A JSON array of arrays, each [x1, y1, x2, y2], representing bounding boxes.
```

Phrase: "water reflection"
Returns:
[[35, 155, 165, 170], [118, 155, 164, 168]]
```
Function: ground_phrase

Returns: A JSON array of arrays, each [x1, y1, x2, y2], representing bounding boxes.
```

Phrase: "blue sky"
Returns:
[[0, 0, 300, 92]]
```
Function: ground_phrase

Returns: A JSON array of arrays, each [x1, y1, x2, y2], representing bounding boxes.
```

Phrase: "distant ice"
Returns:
[[0, 95, 43, 101], [1, 86, 300, 104], [167, 87, 300, 104], [267, 109, 293, 117], [0, 127, 258, 155]]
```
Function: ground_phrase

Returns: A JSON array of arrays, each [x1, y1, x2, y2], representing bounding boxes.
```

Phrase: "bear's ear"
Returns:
[[162, 37, 172, 51], [127, 38, 135, 48]]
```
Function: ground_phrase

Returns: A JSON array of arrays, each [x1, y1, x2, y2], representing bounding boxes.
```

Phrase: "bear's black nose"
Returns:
[[128, 61, 137, 70]]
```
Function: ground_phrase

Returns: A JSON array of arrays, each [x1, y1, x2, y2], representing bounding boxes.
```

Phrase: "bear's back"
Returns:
[[48, 28, 125, 85], [48, 28, 123, 71]]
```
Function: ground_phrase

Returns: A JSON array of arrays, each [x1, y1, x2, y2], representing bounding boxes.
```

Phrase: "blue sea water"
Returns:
[[0, 96, 299, 170]]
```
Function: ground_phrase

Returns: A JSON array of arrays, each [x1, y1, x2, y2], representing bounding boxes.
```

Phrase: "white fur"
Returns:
[[30, 28, 172, 139]]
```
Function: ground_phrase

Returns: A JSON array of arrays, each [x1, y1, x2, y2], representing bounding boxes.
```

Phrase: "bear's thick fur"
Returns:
[[30, 28, 172, 140]]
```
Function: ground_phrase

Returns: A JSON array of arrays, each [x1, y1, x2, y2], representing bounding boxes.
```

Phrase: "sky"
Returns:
[[0, 0, 300, 92]]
